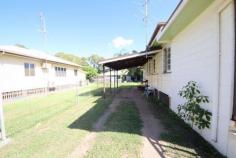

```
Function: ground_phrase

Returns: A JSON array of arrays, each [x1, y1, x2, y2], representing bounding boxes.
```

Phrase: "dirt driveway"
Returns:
[[70, 88, 165, 158]]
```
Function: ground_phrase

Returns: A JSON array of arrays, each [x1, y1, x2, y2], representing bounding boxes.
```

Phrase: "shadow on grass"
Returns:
[[69, 85, 142, 134], [148, 96, 225, 158], [69, 85, 224, 158]]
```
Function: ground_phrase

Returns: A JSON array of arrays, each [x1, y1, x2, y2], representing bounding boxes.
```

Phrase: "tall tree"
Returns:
[[87, 54, 104, 73]]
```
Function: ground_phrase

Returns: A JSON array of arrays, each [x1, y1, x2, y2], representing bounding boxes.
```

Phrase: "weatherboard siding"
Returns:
[[0, 54, 86, 93], [144, 0, 235, 156]]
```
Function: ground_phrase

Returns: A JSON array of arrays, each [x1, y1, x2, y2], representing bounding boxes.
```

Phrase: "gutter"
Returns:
[[1, 51, 81, 68], [156, 0, 187, 42]]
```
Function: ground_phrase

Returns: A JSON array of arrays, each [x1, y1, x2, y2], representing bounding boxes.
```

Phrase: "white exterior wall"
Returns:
[[143, 0, 236, 157], [0, 54, 86, 92]]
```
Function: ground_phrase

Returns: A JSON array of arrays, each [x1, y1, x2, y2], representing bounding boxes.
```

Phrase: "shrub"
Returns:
[[177, 81, 212, 130]]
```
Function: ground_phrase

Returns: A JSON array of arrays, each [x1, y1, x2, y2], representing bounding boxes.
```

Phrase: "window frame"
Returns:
[[55, 66, 67, 77], [24, 63, 35, 76], [153, 59, 156, 74], [163, 47, 171, 73]]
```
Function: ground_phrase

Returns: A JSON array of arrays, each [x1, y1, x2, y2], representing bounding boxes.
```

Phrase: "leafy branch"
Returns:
[[177, 81, 212, 130]]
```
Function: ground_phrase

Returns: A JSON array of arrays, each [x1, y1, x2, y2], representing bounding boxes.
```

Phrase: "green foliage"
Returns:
[[55, 52, 89, 67], [87, 54, 104, 73], [177, 81, 212, 130], [83, 66, 98, 81], [127, 67, 143, 81]]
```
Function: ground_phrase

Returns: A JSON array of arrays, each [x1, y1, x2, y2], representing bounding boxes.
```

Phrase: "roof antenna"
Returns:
[[39, 12, 47, 52], [143, 0, 149, 58]]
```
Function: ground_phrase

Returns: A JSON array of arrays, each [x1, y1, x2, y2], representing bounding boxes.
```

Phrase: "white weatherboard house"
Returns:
[[100, 0, 236, 157], [0, 45, 86, 100], [143, 0, 236, 157]]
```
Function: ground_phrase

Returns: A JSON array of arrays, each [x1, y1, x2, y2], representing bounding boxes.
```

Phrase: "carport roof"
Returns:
[[99, 49, 161, 70]]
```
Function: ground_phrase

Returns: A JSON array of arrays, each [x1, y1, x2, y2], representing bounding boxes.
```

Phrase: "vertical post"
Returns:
[[103, 65, 106, 98], [116, 70, 118, 89], [110, 68, 112, 93], [0, 91, 6, 141], [114, 70, 116, 91]]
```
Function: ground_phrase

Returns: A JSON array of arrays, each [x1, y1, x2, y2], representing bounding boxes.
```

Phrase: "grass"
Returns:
[[148, 96, 225, 158], [85, 100, 143, 158], [0, 84, 114, 158]]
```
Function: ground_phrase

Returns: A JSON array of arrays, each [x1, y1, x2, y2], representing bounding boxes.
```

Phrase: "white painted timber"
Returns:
[[143, 0, 236, 157]]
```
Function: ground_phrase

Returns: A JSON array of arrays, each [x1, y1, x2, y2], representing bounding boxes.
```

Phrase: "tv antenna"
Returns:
[[143, 0, 149, 58], [39, 12, 47, 51]]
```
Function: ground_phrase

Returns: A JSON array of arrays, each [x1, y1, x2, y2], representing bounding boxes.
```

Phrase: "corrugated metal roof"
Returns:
[[0, 45, 82, 67]]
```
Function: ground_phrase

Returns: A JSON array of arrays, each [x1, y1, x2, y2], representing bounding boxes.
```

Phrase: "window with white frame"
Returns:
[[55, 67, 66, 77], [24, 63, 35, 76], [163, 47, 171, 73]]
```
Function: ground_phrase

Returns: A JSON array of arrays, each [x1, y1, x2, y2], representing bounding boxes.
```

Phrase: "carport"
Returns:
[[99, 49, 161, 98]]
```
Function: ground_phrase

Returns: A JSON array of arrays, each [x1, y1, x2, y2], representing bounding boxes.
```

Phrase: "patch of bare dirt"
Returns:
[[123, 88, 166, 158], [69, 90, 124, 158]]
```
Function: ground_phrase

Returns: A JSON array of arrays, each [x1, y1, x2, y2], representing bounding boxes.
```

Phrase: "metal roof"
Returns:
[[0, 45, 82, 68], [99, 50, 161, 70]]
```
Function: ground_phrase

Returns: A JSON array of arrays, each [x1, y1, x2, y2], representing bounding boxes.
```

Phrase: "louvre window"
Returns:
[[163, 47, 171, 73], [55, 67, 66, 77]]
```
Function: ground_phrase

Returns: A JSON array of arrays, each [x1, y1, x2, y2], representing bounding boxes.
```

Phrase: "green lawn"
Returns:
[[85, 100, 143, 158], [0, 84, 113, 158]]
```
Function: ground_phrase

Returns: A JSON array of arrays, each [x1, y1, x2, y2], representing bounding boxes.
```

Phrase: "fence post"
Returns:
[[0, 91, 6, 141]]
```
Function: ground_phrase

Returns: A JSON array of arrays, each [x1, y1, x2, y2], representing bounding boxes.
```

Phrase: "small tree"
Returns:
[[177, 81, 212, 130]]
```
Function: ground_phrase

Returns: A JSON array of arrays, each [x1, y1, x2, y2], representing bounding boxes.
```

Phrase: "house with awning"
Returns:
[[100, 0, 236, 157]]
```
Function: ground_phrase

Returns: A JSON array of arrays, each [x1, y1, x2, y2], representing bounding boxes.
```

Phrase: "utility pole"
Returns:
[[144, 0, 149, 56], [39, 12, 47, 52], [143, 0, 150, 80]]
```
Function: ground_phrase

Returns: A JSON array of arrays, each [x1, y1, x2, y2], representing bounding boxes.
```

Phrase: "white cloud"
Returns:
[[112, 36, 134, 48]]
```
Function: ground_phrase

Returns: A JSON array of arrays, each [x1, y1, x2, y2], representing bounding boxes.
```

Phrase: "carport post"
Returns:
[[114, 70, 116, 92], [102, 65, 106, 98], [110, 68, 112, 93], [116, 70, 118, 89], [0, 91, 6, 141]]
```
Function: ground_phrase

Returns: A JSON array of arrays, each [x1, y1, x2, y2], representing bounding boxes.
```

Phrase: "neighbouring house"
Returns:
[[100, 0, 236, 157], [0, 45, 86, 100], [95, 70, 122, 85]]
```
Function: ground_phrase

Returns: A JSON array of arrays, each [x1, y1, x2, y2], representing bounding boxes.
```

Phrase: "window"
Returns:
[[74, 69, 78, 76], [55, 67, 66, 77], [163, 47, 171, 73], [24, 63, 35, 76]]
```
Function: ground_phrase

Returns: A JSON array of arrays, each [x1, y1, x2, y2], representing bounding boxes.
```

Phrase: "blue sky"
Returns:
[[0, 0, 179, 58]]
